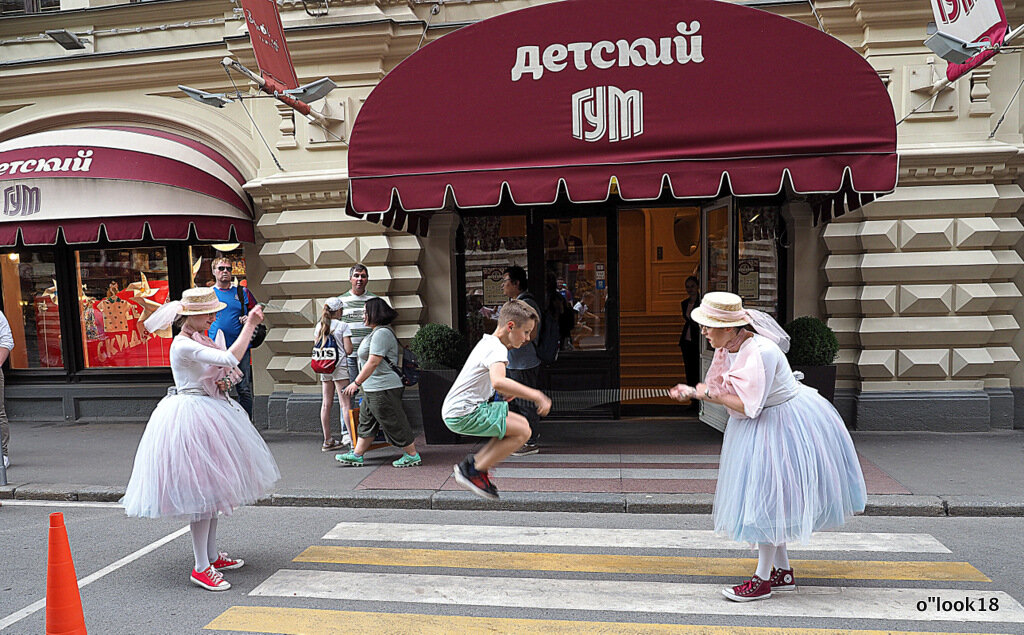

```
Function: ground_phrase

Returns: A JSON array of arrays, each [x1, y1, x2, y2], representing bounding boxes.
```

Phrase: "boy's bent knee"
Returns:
[[506, 412, 531, 441]]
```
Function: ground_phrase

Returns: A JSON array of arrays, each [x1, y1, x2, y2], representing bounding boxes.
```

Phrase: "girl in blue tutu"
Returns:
[[121, 288, 280, 592], [670, 292, 866, 602]]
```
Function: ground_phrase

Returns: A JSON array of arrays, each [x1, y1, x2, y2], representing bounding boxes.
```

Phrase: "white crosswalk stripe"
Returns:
[[250, 569, 1024, 624], [322, 522, 953, 553]]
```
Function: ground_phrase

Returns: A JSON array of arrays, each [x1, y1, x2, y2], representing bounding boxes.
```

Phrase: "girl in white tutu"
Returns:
[[121, 288, 280, 592], [669, 292, 866, 602]]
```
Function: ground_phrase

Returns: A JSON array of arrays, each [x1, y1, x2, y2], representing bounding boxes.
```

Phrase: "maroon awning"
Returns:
[[347, 0, 897, 234], [0, 127, 254, 246]]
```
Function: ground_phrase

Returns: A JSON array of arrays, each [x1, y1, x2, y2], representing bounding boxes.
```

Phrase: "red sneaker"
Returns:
[[453, 458, 499, 500], [210, 552, 244, 571], [190, 566, 230, 591], [722, 575, 771, 602], [770, 567, 795, 591]]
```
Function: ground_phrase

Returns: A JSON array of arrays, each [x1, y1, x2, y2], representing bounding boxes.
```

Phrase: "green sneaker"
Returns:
[[392, 453, 422, 468], [335, 451, 364, 466]]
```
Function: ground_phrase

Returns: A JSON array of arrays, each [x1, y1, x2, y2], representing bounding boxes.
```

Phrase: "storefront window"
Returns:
[[704, 202, 731, 294], [75, 248, 171, 368], [737, 205, 781, 318], [544, 218, 608, 351], [461, 216, 527, 348], [189, 244, 247, 288], [0, 250, 63, 369]]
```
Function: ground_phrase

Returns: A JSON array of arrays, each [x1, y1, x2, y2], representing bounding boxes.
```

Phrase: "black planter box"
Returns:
[[792, 364, 837, 403], [418, 370, 465, 444]]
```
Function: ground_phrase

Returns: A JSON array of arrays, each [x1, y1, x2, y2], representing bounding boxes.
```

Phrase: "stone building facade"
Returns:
[[0, 0, 1023, 431]]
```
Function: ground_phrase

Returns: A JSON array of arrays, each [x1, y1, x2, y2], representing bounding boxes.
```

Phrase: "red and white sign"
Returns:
[[239, 0, 299, 90], [0, 127, 253, 245], [931, 0, 1005, 45], [931, 0, 1009, 81]]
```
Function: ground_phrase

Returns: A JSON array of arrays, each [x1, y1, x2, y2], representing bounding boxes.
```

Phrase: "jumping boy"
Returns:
[[442, 299, 552, 499]]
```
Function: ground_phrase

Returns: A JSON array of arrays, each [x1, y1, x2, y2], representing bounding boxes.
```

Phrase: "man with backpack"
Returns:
[[501, 266, 543, 456]]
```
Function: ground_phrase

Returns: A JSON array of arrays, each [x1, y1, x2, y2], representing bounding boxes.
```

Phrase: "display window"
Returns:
[[76, 248, 171, 368], [0, 240, 250, 381], [0, 250, 63, 369], [461, 216, 527, 349], [189, 244, 247, 289], [544, 218, 608, 352]]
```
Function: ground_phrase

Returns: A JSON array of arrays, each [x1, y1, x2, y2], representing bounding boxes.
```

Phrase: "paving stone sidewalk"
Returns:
[[3, 419, 1023, 516]]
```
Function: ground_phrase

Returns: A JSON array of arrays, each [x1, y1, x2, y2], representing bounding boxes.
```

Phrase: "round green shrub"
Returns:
[[784, 316, 839, 366], [409, 323, 469, 370]]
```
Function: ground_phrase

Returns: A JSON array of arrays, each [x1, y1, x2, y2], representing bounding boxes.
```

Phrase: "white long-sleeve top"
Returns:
[[171, 335, 240, 392]]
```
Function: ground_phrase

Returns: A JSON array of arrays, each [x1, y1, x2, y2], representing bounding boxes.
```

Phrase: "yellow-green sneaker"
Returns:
[[392, 453, 422, 468]]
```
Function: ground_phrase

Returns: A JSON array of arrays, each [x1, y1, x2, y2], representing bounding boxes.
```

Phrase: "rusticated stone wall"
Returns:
[[823, 184, 1024, 430]]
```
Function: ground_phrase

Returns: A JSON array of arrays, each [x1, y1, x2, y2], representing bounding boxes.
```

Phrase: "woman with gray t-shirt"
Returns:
[[337, 298, 421, 468]]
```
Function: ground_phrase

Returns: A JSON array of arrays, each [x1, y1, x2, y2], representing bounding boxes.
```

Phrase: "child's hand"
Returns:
[[536, 394, 552, 416]]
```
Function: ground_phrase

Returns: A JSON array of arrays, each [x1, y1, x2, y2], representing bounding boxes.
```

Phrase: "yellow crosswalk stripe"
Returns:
[[293, 545, 990, 582], [204, 606, 1011, 635]]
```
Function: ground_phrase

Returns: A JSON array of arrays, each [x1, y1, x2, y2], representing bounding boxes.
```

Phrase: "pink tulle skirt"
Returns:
[[121, 393, 280, 521]]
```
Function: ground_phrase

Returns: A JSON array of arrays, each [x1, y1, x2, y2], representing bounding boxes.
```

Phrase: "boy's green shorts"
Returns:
[[444, 401, 508, 439]]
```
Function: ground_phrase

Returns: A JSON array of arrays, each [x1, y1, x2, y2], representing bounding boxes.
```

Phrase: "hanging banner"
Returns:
[[238, 0, 299, 90], [930, 0, 1009, 81]]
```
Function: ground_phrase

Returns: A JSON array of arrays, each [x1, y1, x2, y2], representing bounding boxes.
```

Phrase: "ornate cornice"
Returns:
[[898, 142, 1024, 184], [245, 169, 350, 212]]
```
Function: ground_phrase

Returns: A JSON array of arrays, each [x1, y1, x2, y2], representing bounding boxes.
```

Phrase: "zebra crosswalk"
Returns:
[[204, 520, 1024, 634]]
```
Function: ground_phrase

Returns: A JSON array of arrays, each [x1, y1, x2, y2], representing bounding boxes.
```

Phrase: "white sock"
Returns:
[[755, 543, 775, 580], [774, 543, 790, 571], [206, 518, 219, 563], [190, 519, 212, 572]]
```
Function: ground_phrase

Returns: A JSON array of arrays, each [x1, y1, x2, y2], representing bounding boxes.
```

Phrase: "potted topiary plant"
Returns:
[[409, 323, 470, 444], [784, 316, 839, 403]]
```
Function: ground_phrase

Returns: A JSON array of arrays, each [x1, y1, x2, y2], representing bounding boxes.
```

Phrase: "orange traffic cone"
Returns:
[[46, 512, 87, 634]]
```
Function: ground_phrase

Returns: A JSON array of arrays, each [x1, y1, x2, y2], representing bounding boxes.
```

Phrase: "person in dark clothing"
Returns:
[[679, 276, 701, 411], [501, 265, 542, 456]]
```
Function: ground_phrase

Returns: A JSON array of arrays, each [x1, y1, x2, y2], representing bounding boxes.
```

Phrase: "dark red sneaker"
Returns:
[[453, 458, 499, 500], [722, 575, 772, 602], [770, 567, 795, 591]]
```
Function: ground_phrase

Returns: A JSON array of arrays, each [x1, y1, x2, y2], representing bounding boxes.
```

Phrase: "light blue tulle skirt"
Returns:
[[713, 385, 866, 545], [121, 393, 280, 521]]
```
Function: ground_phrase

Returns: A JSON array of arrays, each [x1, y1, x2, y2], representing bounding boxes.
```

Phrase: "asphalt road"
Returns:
[[3, 502, 1024, 634]]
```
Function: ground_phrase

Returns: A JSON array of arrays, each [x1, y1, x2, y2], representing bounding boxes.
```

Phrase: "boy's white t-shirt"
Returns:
[[441, 334, 509, 419]]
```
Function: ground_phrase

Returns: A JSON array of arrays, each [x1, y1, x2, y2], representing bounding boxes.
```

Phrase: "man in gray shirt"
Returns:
[[501, 266, 541, 456]]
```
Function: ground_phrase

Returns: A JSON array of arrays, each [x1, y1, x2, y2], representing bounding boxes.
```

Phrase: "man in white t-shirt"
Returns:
[[442, 300, 551, 500]]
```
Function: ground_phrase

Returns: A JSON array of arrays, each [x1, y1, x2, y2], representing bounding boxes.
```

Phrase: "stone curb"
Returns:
[[944, 496, 1024, 517], [625, 493, 715, 514], [262, 489, 433, 509], [4, 484, 1024, 517], [431, 491, 625, 513], [862, 494, 946, 517]]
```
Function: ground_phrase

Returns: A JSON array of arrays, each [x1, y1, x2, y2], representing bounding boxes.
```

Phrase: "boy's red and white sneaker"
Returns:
[[722, 575, 771, 602], [210, 552, 244, 571], [190, 566, 231, 591], [770, 567, 796, 591]]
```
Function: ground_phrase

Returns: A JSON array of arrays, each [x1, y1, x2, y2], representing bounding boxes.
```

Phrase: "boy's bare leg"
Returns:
[[474, 411, 530, 471]]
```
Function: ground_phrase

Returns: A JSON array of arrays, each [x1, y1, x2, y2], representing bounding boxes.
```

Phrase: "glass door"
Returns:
[[699, 197, 732, 432]]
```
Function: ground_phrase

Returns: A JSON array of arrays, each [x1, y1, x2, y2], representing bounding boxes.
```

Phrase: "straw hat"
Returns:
[[179, 287, 226, 315], [690, 291, 750, 328]]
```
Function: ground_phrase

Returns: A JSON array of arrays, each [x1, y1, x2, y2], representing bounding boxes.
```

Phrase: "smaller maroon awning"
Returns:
[[0, 127, 253, 246], [347, 0, 897, 235]]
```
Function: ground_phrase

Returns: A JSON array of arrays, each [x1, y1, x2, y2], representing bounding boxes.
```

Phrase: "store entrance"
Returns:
[[618, 206, 701, 414]]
